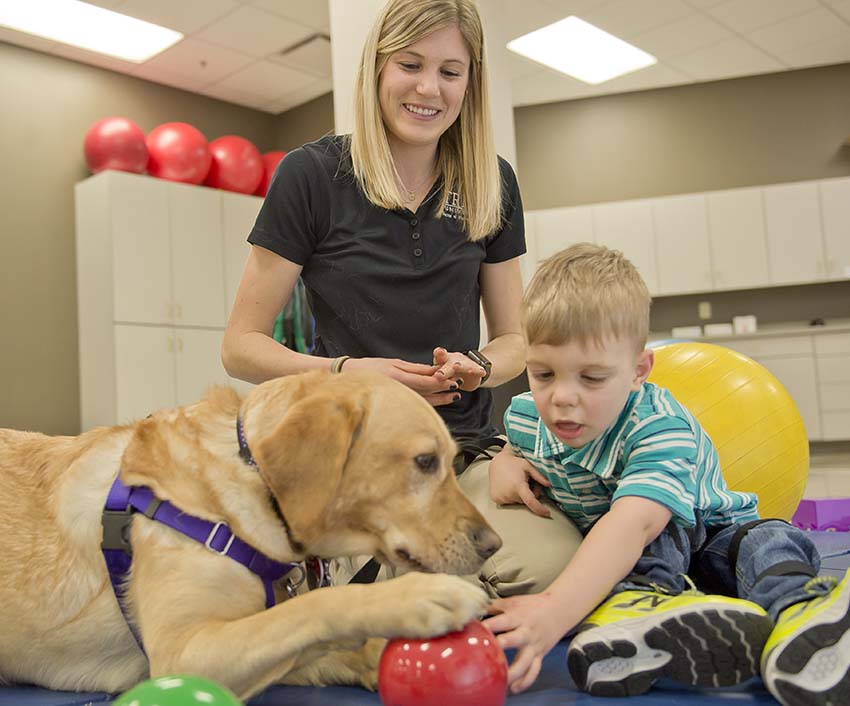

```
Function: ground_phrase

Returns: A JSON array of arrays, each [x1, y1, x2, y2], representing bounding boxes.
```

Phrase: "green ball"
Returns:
[[113, 674, 243, 706]]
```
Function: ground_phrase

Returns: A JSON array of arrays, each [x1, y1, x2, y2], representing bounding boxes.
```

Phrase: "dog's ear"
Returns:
[[253, 391, 365, 544]]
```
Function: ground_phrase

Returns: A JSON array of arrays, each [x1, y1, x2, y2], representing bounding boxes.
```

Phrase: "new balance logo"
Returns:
[[615, 594, 671, 611]]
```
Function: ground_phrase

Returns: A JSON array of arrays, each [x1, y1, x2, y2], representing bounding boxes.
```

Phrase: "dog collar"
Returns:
[[236, 415, 257, 467]]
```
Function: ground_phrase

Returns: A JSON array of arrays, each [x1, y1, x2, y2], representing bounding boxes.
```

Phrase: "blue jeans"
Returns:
[[615, 516, 824, 620]]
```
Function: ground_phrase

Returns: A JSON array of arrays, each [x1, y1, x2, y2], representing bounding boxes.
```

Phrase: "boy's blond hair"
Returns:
[[349, 0, 502, 241], [523, 243, 651, 350]]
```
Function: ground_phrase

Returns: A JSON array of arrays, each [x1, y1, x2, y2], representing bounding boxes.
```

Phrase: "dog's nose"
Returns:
[[471, 525, 502, 560]]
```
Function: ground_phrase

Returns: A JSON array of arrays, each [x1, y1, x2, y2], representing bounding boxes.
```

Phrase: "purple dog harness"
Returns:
[[101, 416, 328, 650]]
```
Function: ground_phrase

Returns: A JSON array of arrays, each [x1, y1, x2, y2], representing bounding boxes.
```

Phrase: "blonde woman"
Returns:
[[222, 0, 581, 594]]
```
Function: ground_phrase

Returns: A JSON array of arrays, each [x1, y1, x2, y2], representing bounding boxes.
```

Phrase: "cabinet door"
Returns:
[[221, 192, 263, 317], [706, 187, 770, 290], [534, 206, 594, 263], [175, 327, 232, 406], [653, 194, 712, 295], [169, 183, 227, 328], [754, 356, 822, 441], [110, 174, 172, 324], [763, 182, 825, 285], [114, 324, 176, 423], [819, 177, 850, 279], [593, 200, 659, 293]]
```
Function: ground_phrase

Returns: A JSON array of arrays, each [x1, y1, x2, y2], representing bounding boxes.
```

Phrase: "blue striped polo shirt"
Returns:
[[504, 382, 759, 533]]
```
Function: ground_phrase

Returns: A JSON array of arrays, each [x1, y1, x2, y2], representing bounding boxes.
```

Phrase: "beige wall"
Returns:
[[274, 92, 334, 151], [0, 42, 330, 435], [515, 62, 850, 210]]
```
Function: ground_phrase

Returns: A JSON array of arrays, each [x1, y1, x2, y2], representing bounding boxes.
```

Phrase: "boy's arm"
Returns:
[[485, 496, 672, 693]]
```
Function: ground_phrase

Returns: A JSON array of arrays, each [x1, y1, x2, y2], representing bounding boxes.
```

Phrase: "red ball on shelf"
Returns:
[[254, 150, 287, 197], [378, 621, 508, 706], [83, 116, 148, 175], [204, 135, 263, 194], [146, 122, 211, 185]]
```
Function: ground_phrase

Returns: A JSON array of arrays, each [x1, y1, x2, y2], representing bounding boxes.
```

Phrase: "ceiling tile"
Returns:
[[249, 0, 330, 32], [215, 59, 316, 100], [632, 14, 733, 59], [512, 68, 598, 106], [503, 0, 569, 40], [139, 38, 254, 85], [504, 51, 551, 80], [588, 62, 692, 94], [270, 35, 331, 77], [131, 65, 207, 93], [108, 0, 240, 34], [706, 0, 820, 33], [580, 0, 693, 39], [265, 77, 333, 114], [195, 4, 314, 58], [542, 0, 619, 15], [825, 0, 850, 23], [668, 36, 785, 80], [200, 82, 276, 113], [776, 28, 850, 67], [682, 0, 726, 7], [748, 7, 850, 54]]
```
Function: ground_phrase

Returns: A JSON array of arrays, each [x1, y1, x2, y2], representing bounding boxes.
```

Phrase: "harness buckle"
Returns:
[[101, 506, 134, 553], [204, 522, 235, 555]]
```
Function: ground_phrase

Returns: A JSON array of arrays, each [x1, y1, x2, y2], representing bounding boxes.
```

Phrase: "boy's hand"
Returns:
[[489, 448, 552, 518], [483, 593, 567, 693]]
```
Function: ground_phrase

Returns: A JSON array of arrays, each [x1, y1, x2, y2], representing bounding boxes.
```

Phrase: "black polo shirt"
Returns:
[[248, 135, 525, 439]]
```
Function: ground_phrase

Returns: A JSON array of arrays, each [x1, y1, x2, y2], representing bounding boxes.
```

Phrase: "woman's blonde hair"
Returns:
[[523, 243, 651, 350], [349, 0, 502, 241]]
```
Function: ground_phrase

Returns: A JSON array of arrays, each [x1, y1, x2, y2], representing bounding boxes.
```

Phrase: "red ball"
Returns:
[[83, 116, 148, 174], [254, 150, 287, 197], [204, 135, 263, 194], [146, 122, 211, 184], [379, 621, 508, 706]]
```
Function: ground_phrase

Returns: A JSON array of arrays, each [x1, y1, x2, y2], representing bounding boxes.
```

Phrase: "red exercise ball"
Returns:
[[146, 122, 211, 184], [379, 621, 508, 706], [254, 150, 287, 197], [204, 135, 263, 194], [83, 116, 148, 174]]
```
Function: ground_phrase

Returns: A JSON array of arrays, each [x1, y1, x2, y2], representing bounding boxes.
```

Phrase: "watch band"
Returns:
[[466, 349, 492, 383]]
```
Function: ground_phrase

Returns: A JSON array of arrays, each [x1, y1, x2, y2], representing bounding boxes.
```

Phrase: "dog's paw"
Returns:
[[373, 572, 488, 638]]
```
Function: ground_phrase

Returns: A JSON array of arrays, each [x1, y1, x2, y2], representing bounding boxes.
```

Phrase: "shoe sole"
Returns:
[[764, 581, 850, 706], [567, 603, 773, 697]]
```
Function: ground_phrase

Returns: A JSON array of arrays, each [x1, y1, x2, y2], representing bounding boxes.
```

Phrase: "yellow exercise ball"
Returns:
[[647, 341, 809, 521]]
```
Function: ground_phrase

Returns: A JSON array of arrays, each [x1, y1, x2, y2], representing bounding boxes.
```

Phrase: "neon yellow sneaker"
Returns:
[[762, 572, 850, 706], [567, 589, 773, 697]]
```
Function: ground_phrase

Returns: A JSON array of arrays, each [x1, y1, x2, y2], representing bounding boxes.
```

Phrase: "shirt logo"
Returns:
[[442, 190, 465, 221]]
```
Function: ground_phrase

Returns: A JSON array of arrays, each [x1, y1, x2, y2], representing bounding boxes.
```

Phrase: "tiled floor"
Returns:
[[805, 442, 850, 498]]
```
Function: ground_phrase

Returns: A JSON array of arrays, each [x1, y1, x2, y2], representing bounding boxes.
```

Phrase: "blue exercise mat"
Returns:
[[3, 531, 848, 706]]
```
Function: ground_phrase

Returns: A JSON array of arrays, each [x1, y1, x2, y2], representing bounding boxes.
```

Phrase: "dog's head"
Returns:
[[243, 370, 501, 576]]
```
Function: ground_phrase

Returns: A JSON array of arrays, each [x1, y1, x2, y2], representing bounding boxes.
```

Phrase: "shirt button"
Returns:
[[412, 232, 421, 240], [410, 218, 418, 227], [413, 248, 423, 257]]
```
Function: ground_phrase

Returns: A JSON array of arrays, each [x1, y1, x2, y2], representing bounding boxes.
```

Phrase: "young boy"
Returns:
[[482, 243, 850, 706]]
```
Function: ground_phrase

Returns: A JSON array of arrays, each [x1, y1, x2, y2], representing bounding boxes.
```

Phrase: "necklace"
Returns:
[[397, 168, 436, 202]]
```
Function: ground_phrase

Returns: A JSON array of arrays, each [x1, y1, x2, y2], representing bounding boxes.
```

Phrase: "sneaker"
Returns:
[[567, 589, 774, 697], [762, 572, 850, 706]]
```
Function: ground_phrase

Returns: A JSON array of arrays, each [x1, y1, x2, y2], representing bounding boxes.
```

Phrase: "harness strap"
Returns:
[[101, 475, 303, 651]]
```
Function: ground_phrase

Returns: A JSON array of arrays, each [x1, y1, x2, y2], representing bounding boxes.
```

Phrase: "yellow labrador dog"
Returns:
[[0, 370, 500, 701]]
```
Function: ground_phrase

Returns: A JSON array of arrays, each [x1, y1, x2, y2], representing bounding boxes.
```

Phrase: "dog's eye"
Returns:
[[414, 454, 439, 473]]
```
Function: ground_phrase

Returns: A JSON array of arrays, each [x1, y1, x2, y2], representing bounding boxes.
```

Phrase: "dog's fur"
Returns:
[[0, 370, 501, 700]]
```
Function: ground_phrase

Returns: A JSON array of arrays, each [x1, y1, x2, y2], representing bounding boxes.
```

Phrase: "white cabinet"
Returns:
[[652, 194, 712, 295], [593, 199, 659, 293], [763, 182, 825, 285], [814, 332, 850, 441], [532, 206, 595, 264], [819, 177, 850, 280], [706, 187, 770, 290], [75, 171, 260, 429]]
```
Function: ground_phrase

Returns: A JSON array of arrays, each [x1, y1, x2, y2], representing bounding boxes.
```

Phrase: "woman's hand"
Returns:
[[483, 593, 567, 693], [343, 357, 462, 407], [489, 448, 552, 518], [432, 347, 487, 391]]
